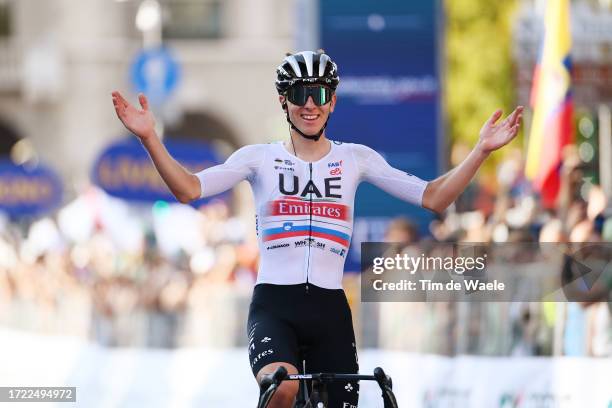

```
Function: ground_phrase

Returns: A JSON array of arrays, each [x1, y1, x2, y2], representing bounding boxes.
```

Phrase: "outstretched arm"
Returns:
[[111, 91, 201, 203], [422, 106, 523, 214]]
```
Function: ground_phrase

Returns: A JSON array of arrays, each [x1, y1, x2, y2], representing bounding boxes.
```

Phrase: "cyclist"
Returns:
[[112, 50, 522, 408]]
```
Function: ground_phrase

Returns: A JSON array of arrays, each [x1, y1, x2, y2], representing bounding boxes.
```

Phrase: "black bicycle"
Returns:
[[257, 365, 398, 408]]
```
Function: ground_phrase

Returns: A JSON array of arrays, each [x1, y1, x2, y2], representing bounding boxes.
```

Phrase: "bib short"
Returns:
[[248, 283, 360, 408]]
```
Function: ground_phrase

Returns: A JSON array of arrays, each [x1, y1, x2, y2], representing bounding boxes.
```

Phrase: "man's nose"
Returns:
[[304, 96, 317, 108]]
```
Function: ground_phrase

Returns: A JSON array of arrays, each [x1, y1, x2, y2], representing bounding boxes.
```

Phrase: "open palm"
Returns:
[[478, 106, 523, 154], [112, 91, 155, 140]]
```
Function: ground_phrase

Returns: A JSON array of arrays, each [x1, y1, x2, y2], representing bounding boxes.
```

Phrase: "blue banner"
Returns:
[[0, 160, 63, 217], [92, 137, 225, 205], [319, 0, 442, 270]]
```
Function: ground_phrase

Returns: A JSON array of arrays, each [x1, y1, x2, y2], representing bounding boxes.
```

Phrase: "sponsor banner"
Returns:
[[0, 328, 610, 407], [0, 160, 63, 217], [361, 242, 612, 302], [92, 137, 224, 204]]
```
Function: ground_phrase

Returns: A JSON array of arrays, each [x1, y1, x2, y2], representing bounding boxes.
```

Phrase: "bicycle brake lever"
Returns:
[[257, 366, 289, 408], [272, 366, 288, 384], [374, 367, 398, 408], [373, 367, 390, 388]]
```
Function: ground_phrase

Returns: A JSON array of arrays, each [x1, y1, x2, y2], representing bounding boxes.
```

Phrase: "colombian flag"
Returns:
[[525, 0, 574, 209]]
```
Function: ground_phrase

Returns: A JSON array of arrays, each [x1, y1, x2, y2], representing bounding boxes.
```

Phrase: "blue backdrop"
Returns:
[[319, 0, 442, 270]]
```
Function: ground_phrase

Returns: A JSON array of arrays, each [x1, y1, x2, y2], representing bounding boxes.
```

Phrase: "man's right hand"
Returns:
[[112, 91, 156, 141]]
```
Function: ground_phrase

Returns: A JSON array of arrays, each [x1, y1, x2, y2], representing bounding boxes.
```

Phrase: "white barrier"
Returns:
[[0, 327, 610, 407]]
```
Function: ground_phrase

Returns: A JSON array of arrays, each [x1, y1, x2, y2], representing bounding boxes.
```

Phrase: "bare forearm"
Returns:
[[423, 144, 489, 213], [421, 106, 522, 213], [141, 132, 200, 203]]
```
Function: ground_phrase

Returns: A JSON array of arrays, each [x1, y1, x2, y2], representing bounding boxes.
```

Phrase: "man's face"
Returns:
[[280, 85, 336, 134]]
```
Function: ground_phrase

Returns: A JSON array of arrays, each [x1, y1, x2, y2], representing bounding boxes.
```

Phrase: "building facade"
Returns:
[[0, 0, 294, 201]]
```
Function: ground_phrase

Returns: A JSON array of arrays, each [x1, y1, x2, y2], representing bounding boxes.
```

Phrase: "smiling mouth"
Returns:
[[300, 114, 320, 122]]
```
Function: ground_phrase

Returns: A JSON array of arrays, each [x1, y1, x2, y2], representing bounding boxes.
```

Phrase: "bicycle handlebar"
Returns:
[[287, 373, 379, 382], [258, 366, 398, 408]]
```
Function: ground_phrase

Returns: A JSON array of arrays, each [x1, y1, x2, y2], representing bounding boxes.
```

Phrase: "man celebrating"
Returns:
[[112, 50, 522, 407]]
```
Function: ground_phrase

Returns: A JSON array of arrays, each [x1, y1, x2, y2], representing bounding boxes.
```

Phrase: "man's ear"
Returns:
[[329, 93, 337, 113], [279, 95, 287, 111]]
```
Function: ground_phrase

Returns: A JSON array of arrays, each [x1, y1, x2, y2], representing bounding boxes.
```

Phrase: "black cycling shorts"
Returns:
[[247, 283, 359, 408]]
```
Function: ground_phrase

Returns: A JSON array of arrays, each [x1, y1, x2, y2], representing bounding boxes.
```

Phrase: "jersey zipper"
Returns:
[[305, 162, 313, 294]]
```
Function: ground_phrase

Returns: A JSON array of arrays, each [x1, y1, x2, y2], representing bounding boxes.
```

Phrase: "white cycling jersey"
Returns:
[[195, 140, 428, 289]]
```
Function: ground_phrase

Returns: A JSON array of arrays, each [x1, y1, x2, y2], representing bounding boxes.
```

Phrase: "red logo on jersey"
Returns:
[[269, 197, 349, 221], [329, 168, 342, 176]]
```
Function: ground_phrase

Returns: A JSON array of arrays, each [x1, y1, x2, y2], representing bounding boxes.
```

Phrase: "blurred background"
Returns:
[[0, 0, 611, 406]]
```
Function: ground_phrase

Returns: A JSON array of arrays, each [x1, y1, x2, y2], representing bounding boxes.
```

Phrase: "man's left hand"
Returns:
[[477, 106, 524, 154]]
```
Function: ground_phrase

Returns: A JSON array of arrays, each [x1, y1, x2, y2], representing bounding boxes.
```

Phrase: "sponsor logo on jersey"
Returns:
[[284, 159, 295, 166], [266, 243, 289, 250], [279, 174, 342, 198], [330, 167, 342, 176], [274, 165, 294, 171], [330, 247, 346, 257], [328, 160, 343, 168], [294, 239, 325, 250], [274, 158, 283, 163], [269, 197, 349, 221]]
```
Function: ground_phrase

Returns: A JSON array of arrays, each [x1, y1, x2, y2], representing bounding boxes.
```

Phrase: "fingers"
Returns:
[[487, 109, 503, 126], [510, 123, 520, 137], [513, 106, 524, 127], [503, 106, 524, 128], [111, 92, 125, 119], [506, 123, 520, 143], [138, 93, 149, 111], [111, 91, 151, 115], [507, 107, 521, 127], [495, 124, 520, 151], [112, 91, 129, 111]]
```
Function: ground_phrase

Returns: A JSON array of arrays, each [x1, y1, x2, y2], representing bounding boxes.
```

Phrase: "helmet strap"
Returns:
[[284, 105, 329, 142]]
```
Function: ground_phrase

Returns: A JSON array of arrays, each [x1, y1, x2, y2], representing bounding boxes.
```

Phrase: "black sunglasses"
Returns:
[[286, 85, 333, 106]]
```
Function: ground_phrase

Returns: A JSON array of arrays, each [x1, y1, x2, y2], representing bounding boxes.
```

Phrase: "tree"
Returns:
[[445, 0, 519, 172]]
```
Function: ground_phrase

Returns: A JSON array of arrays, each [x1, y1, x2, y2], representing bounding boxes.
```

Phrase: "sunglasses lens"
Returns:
[[287, 86, 307, 106], [316, 87, 332, 105], [287, 86, 332, 106]]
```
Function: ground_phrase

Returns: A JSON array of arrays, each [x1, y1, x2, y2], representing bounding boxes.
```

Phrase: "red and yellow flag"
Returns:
[[525, 0, 574, 209]]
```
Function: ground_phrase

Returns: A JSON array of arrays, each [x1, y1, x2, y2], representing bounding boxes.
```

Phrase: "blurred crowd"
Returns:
[[379, 144, 611, 357], [0, 145, 610, 357], [0, 197, 260, 348]]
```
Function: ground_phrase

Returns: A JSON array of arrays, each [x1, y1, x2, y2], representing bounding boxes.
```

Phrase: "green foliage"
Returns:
[[444, 0, 519, 170]]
